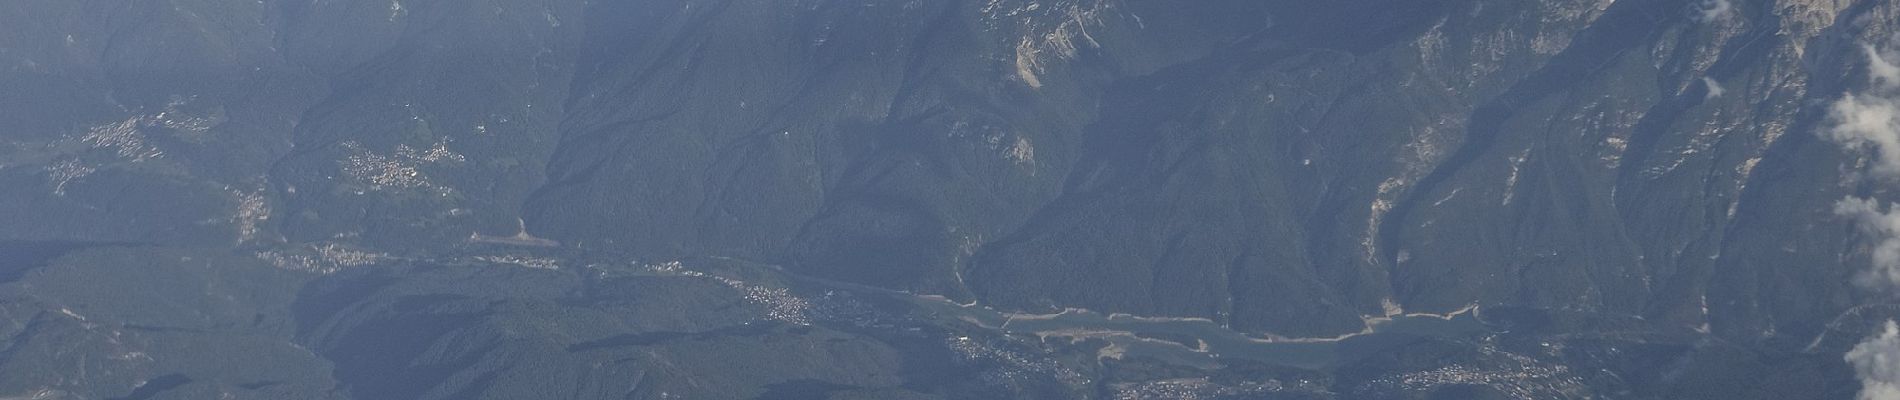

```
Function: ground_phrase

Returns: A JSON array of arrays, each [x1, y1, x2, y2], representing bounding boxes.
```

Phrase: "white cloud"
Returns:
[[1870, 43, 1900, 88], [1836, 198, 1900, 291], [1831, 43, 1900, 400], [1694, 0, 1732, 22], [1851, 321, 1900, 400], [1828, 45, 1900, 177]]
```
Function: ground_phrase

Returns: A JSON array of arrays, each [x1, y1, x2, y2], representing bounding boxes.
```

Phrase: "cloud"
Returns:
[[1836, 198, 1900, 291], [1837, 198, 1900, 399], [1851, 321, 1900, 400], [1694, 0, 1732, 22], [1828, 45, 1900, 177], [1703, 77, 1725, 99], [1870, 43, 1900, 87], [1831, 43, 1900, 400]]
